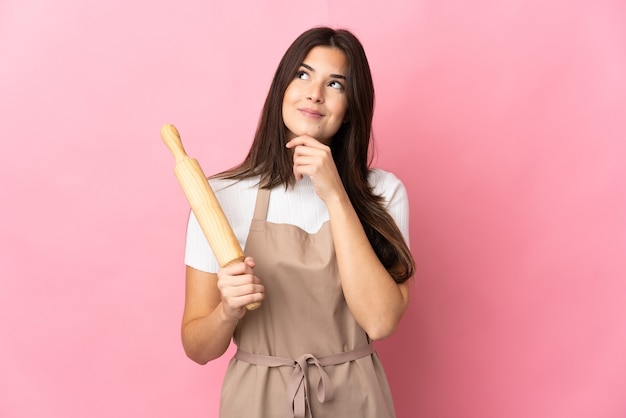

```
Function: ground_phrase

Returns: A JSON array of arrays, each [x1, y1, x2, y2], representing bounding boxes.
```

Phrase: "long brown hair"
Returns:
[[217, 27, 415, 283]]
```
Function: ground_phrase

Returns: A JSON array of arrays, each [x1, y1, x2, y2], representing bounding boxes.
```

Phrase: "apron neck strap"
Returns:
[[252, 187, 271, 221]]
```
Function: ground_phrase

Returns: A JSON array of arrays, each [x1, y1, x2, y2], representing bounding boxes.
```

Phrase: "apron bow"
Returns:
[[287, 353, 334, 418], [234, 343, 374, 418]]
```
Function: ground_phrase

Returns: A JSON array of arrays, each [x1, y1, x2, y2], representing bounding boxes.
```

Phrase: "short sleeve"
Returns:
[[369, 169, 411, 248], [184, 209, 218, 273], [183, 177, 258, 273]]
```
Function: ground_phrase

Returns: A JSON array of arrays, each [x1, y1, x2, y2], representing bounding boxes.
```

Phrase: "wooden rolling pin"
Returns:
[[161, 124, 260, 310]]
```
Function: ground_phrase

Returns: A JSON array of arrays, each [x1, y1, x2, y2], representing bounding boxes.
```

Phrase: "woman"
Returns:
[[182, 26, 415, 418]]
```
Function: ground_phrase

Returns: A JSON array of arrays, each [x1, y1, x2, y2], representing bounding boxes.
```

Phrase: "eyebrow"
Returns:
[[300, 63, 346, 80]]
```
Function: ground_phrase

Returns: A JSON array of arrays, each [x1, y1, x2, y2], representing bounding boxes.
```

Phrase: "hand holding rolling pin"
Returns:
[[161, 124, 261, 310]]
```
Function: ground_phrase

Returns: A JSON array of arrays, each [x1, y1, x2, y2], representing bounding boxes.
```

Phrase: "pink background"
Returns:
[[1, 0, 625, 417]]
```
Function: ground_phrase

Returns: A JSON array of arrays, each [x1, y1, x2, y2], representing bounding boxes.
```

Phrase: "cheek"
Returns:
[[283, 83, 299, 103], [281, 89, 294, 116], [334, 99, 348, 123]]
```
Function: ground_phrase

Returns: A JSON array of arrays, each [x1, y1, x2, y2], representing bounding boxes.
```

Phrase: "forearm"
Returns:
[[326, 192, 410, 340], [181, 266, 240, 365], [181, 302, 237, 364]]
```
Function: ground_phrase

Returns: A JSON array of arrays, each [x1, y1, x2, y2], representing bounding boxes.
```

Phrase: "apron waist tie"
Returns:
[[235, 343, 375, 418]]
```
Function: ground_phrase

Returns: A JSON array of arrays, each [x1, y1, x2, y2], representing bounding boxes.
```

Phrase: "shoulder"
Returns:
[[367, 168, 411, 243], [208, 176, 260, 197], [208, 176, 258, 190], [368, 168, 407, 205], [368, 168, 402, 187]]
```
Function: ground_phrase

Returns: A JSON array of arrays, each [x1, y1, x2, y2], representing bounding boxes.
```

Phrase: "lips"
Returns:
[[298, 108, 324, 118]]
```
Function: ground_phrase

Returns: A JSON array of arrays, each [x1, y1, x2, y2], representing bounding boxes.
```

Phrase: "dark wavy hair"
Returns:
[[217, 27, 415, 283]]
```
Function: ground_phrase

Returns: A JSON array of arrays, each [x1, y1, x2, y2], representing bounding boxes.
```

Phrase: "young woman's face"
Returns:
[[282, 46, 349, 144]]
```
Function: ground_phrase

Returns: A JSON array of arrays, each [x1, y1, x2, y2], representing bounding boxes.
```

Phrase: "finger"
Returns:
[[221, 282, 264, 308], [286, 135, 325, 149], [227, 292, 264, 311], [293, 154, 325, 167], [221, 281, 264, 298], [218, 275, 255, 289], [292, 148, 330, 172], [244, 256, 256, 269], [292, 162, 318, 179], [221, 260, 254, 276], [292, 148, 327, 162]]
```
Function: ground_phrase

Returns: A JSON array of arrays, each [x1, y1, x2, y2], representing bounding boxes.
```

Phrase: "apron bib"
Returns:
[[220, 186, 396, 418]]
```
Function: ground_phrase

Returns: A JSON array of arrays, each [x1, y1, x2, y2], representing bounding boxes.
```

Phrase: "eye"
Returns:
[[328, 80, 344, 90], [296, 70, 309, 80]]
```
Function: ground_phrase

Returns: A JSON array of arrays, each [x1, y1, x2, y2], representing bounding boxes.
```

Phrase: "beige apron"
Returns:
[[220, 186, 396, 418]]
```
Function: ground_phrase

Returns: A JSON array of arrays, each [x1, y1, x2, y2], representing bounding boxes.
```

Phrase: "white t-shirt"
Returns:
[[184, 168, 410, 273]]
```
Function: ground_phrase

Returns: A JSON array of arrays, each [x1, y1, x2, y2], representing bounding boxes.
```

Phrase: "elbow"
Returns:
[[183, 344, 226, 365], [361, 302, 408, 341], [182, 342, 212, 365], [360, 281, 410, 341], [364, 318, 401, 341], [181, 333, 222, 365], [186, 352, 211, 365]]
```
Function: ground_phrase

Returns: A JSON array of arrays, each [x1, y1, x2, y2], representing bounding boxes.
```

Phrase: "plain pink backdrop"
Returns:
[[1, 1, 625, 417]]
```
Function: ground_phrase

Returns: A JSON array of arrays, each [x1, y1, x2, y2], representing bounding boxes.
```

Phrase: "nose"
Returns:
[[306, 81, 324, 103]]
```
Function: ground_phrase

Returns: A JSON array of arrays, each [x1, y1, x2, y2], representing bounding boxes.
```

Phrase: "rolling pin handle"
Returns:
[[160, 124, 188, 163]]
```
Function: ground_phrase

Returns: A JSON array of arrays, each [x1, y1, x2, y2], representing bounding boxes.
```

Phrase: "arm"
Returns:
[[287, 136, 410, 340], [325, 192, 410, 340], [181, 258, 264, 364]]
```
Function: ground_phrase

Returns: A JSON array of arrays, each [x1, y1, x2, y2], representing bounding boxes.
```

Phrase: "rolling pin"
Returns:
[[161, 124, 260, 310]]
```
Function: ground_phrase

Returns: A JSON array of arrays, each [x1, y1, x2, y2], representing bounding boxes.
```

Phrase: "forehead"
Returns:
[[301, 46, 348, 75]]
